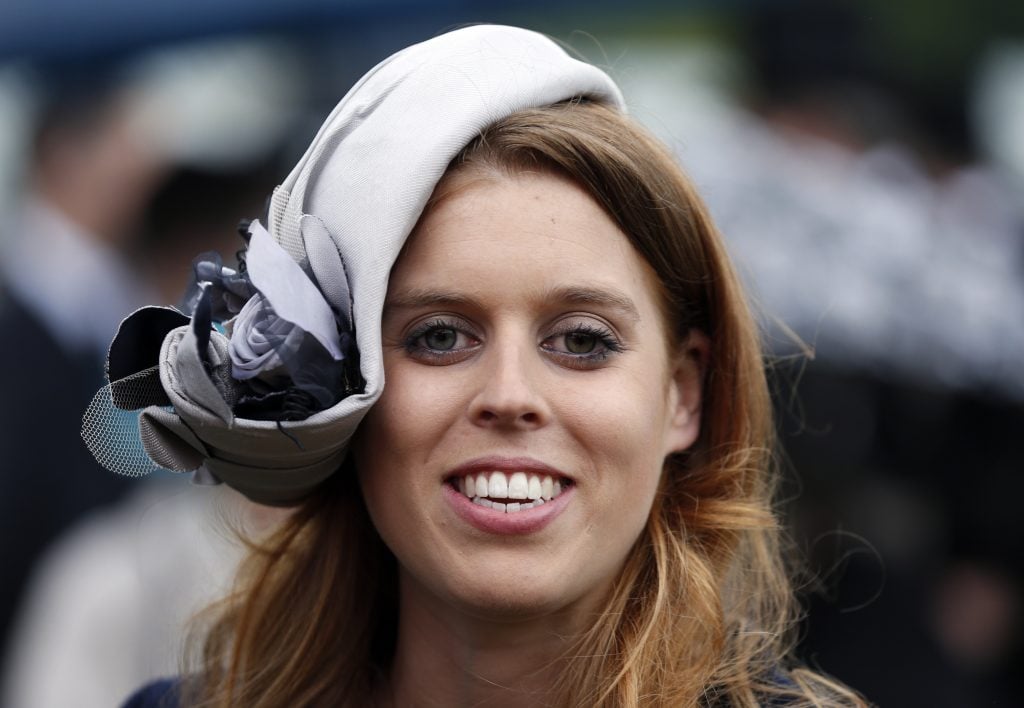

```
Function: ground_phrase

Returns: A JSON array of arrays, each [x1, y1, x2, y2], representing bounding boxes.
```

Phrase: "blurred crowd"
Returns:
[[0, 41, 304, 706], [613, 4, 1024, 703], [0, 2, 1021, 706]]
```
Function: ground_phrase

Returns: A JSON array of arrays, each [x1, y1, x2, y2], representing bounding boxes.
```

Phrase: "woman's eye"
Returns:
[[423, 327, 458, 351], [542, 322, 624, 368], [564, 331, 599, 354], [403, 319, 480, 364]]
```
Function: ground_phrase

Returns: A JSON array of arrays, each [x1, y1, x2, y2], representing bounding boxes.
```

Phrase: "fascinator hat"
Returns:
[[83, 25, 625, 505]]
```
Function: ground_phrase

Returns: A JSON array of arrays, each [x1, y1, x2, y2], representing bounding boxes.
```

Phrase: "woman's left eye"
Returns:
[[542, 322, 624, 367], [563, 331, 601, 354]]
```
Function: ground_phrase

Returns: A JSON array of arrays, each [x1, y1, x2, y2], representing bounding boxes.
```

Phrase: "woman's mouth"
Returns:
[[448, 471, 571, 513]]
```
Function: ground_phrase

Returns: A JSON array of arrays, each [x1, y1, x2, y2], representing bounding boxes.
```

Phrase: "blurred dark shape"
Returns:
[[748, 0, 877, 101], [0, 0, 581, 65], [135, 164, 280, 304], [930, 561, 1021, 674], [729, 3, 1024, 704], [776, 364, 1024, 705], [0, 50, 284, 682], [0, 64, 158, 656], [744, 0, 972, 166], [0, 158, 279, 708]]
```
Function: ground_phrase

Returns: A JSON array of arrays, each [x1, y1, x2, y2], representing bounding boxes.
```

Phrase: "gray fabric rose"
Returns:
[[226, 221, 346, 383], [229, 293, 303, 381]]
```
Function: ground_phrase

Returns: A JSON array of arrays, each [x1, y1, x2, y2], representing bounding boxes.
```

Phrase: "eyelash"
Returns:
[[541, 321, 625, 369], [402, 317, 480, 365], [402, 317, 625, 368]]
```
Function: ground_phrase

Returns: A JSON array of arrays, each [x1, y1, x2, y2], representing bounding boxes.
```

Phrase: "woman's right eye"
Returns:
[[422, 326, 458, 350], [403, 319, 480, 364]]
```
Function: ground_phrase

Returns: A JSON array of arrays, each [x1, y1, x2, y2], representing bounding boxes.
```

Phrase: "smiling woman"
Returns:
[[359, 168, 701, 628], [98, 24, 867, 708]]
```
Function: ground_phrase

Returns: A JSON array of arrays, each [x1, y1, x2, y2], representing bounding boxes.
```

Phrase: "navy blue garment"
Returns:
[[0, 288, 132, 655], [119, 670, 806, 706], [121, 677, 181, 708]]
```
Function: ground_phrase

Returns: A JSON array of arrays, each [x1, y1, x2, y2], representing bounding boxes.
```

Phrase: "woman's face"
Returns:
[[355, 170, 704, 620]]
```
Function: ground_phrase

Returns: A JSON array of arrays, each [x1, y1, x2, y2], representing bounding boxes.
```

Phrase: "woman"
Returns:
[[98, 25, 865, 707]]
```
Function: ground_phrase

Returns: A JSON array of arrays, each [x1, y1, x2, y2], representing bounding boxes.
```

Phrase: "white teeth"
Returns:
[[528, 475, 542, 500], [471, 496, 537, 513], [461, 472, 568, 511], [488, 471, 508, 498], [507, 472, 528, 499], [541, 476, 553, 500]]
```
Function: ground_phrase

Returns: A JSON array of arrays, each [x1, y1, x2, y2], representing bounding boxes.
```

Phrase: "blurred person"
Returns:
[[592, 2, 1024, 703], [0, 66, 167, 657], [614, 3, 1024, 703], [3, 483, 253, 708], [739, 6, 1024, 704], [0, 39, 301, 707], [1, 162, 288, 708]]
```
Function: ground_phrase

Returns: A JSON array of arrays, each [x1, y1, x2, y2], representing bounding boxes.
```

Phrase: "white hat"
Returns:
[[84, 24, 625, 505]]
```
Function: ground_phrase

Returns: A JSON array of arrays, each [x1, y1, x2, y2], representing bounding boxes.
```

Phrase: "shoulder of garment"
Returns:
[[121, 677, 181, 708]]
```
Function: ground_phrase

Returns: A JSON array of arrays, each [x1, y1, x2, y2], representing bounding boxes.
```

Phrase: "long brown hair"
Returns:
[[191, 100, 866, 706]]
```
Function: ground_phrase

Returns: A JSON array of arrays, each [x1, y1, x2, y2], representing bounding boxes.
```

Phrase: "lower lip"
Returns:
[[443, 482, 573, 535]]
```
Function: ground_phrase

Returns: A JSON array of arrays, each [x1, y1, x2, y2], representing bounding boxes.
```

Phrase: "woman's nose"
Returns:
[[467, 345, 551, 430]]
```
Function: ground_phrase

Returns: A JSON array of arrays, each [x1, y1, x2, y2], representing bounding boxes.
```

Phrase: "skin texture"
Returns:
[[354, 171, 705, 705], [35, 94, 166, 247]]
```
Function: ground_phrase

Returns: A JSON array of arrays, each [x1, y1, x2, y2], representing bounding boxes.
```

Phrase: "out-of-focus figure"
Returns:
[[0, 67, 166, 657], [0, 39, 303, 708], [609, 2, 1024, 703], [5, 484, 243, 708]]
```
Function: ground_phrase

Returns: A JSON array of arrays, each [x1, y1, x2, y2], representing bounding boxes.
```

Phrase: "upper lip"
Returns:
[[445, 456, 572, 482]]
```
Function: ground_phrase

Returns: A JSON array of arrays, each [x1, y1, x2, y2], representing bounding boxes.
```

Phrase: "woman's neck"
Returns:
[[379, 575, 603, 707]]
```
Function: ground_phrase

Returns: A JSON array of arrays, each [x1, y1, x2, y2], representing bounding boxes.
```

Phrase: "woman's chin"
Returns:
[[415, 564, 611, 627], [454, 585, 568, 621]]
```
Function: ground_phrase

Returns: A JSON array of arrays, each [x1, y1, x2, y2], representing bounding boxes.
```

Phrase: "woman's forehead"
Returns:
[[385, 171, 667, 325], [403, 172, 620, 261]]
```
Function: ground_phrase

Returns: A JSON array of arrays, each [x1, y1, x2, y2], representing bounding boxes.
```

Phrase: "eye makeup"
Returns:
[[402, 316, 482, 365], [540, 318, 626, 369], [399, 311, 628, 370]]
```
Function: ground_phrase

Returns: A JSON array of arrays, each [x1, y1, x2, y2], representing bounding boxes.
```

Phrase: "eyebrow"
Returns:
[[383, 289, 479, 313], [546, 286, 641, 323], [384, 285, 641, 323]]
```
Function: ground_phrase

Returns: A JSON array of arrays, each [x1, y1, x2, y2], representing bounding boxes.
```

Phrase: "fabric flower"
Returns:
[[228, 292, 300, 381], [83, 218, 363, 502], [226, 221, 348, 389], [182, 251, 254, 323]]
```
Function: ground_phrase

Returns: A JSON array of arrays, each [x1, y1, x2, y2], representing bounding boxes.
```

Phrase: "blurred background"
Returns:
[[0, 1, 1021, 705]]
